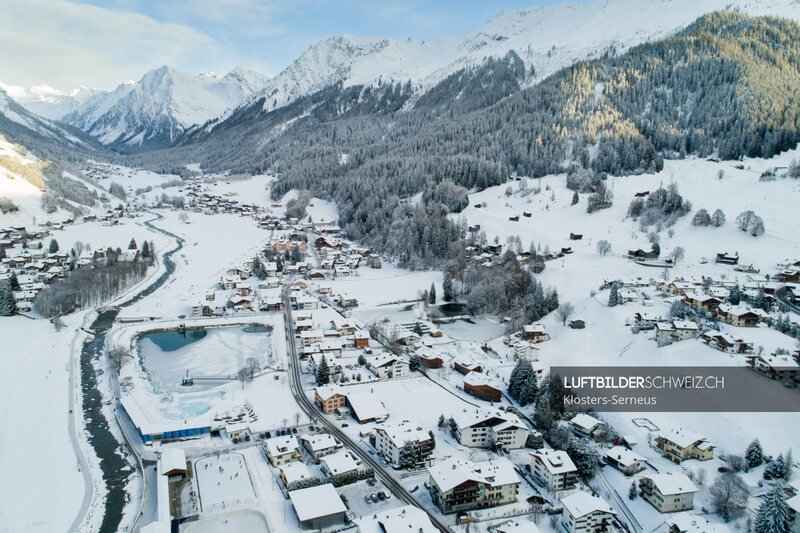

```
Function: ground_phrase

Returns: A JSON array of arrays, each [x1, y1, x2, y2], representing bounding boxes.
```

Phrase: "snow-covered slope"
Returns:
[[0, 88, 101, 153], [239, 0, 800, 116], [0, 82, 103, 121], [59, 66, 270, 151]]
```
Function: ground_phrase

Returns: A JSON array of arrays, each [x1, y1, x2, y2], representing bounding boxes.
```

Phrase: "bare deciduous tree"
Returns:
[[555, 302, 575, 325], [108, 346, 131, 373]]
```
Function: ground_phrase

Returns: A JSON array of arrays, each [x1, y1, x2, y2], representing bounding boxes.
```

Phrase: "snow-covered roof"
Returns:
[[570, 413, 602, 431], [718, 303, 758, 317], [289, 484, 346, 522], [301, 433, 340, 452], [428, 456, 518, 493], [604, 446, 644, 467], [369, 354, 405, 368], [561, 491, 615, 519], [657, 427, 707, 449], [786, 495, 800, 514], [672, 320, 698, 330], [264, 435, 299, 457], [281, 462, 313, 485], [522, 323, 546, 333], [463, 371, 498, 388], [355, 505, 438, 533], [530, 448, 577, 475], [347, 391, 388, 422], [315, 385, 345, 400], [159, 448, 186, 475], [643, 472, 698, 495], [452, 408, 523, 431], [665, 514, 733, 533], [376, 419, 430, 449], [321, 450, 361, 475]]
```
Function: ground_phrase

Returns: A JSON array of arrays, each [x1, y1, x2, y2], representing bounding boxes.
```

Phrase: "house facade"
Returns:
[[428, 457, 519, 514], [639, 473, 698, 513]]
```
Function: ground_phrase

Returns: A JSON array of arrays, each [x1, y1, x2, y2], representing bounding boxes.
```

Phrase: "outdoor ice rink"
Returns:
[[194, 452, 256, 513]]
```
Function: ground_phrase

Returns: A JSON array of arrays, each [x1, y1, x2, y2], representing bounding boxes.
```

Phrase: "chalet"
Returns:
[[300, 433, 342, 461], [280, 462, 314, 488], [335, 295, 359, 308], [701, 331, 753, 354], [463, 372, 502, 402], [618, 289, 639, 303], [513, 341, 539, 362], [373, 419, 434, 467], [263, 435, 301, 466], [229, 295, 253, 311], [452, 408, 527, 450], [418, 351, 443, 369], [745, 353, 800, 382], [629, 248, 659, 260], [683, 292, 721, 312], [635, 310, 663, 328], [428, 457, 519, 514], [353, 330, 370, 348], [330, 319, 356, 335], [314, 386, 347, 414], [561, 492, 619, 533], [259, 298, 283, 312], [320, 450, 363, 479], [367, 354, 410, 379], [300, 329, 324, 347], [672, 320, 699, 341], [530, 449, 578, 492], [296, 296, 319, 310], [654, 428, 714, 464], [569, 233, 583, 240], [717, 304, 760, 327], [521, 323, 549, 343], [665, 281, 693, 295], [569, 413, 604, 438], [453, 360, 482, 375], [715, 253, 739, 265], [605, 446, 646, 476], [639, 473, 698, 513]]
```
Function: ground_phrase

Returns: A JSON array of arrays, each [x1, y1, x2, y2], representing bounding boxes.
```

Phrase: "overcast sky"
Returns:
[[0, 0, 592, 92]]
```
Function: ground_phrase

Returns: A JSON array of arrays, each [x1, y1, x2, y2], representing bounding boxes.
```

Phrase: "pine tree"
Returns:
[[429, 283, 436, 304], [438, 414, 446, 428], [48, 239, 59, 253], [571, 191, 579, 205], [316, 357, 330, 386], [409, 354, 420, 372], [443, 273, 454, 302], [128, 238, 137, 250], [753, 486, 791, 533], [745, 439, 764, 470], [9, 272, 19, 291], [0, 247, 5, 259], [764, 455, 786, 480], [0, 281, 17, 316], [141, 240, 150, 259], [784, 449, 793, 481], [629, 481, 638, 500]]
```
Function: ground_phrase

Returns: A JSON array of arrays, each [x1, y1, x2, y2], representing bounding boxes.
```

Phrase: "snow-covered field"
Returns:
[[194, 452, 256, 513], [0, 315, 84, 532], [118, 211, 266, 319]]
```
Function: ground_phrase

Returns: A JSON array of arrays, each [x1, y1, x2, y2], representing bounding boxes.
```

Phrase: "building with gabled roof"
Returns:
[[428, 457, 519, 514], [639, 473, 698, 512], [373, 419, 434, 468], [452, 408, 528, 450], [654, 428, 714, 464], [561, 491, 619, 533]]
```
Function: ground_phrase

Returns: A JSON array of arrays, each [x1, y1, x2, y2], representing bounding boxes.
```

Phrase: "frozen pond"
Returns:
[[138, 326, 272, 393]]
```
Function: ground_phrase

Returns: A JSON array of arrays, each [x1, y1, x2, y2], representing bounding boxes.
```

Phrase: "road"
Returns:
[[281, 284, 453, 533], [594, 466, 642, 533], [775, 286, 800, 314]]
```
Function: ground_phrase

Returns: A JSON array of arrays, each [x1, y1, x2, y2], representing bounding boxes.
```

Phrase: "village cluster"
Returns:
[[3, 163, 800, 533]]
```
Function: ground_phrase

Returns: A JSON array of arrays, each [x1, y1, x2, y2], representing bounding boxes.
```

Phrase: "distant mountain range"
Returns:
[[4, 0, 800, 153]]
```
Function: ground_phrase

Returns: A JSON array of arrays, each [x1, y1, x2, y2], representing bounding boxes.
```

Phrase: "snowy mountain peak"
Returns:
[[241, 0, 800, 116], [55, 65, 270, 152]]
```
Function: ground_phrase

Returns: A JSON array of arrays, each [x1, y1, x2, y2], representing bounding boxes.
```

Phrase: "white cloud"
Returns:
[[0, 0, 241, 91]]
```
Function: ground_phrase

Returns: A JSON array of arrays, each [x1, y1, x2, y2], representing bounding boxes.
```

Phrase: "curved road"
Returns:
[[776, 286, 800, 314], [281, 284, 453, 533]]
